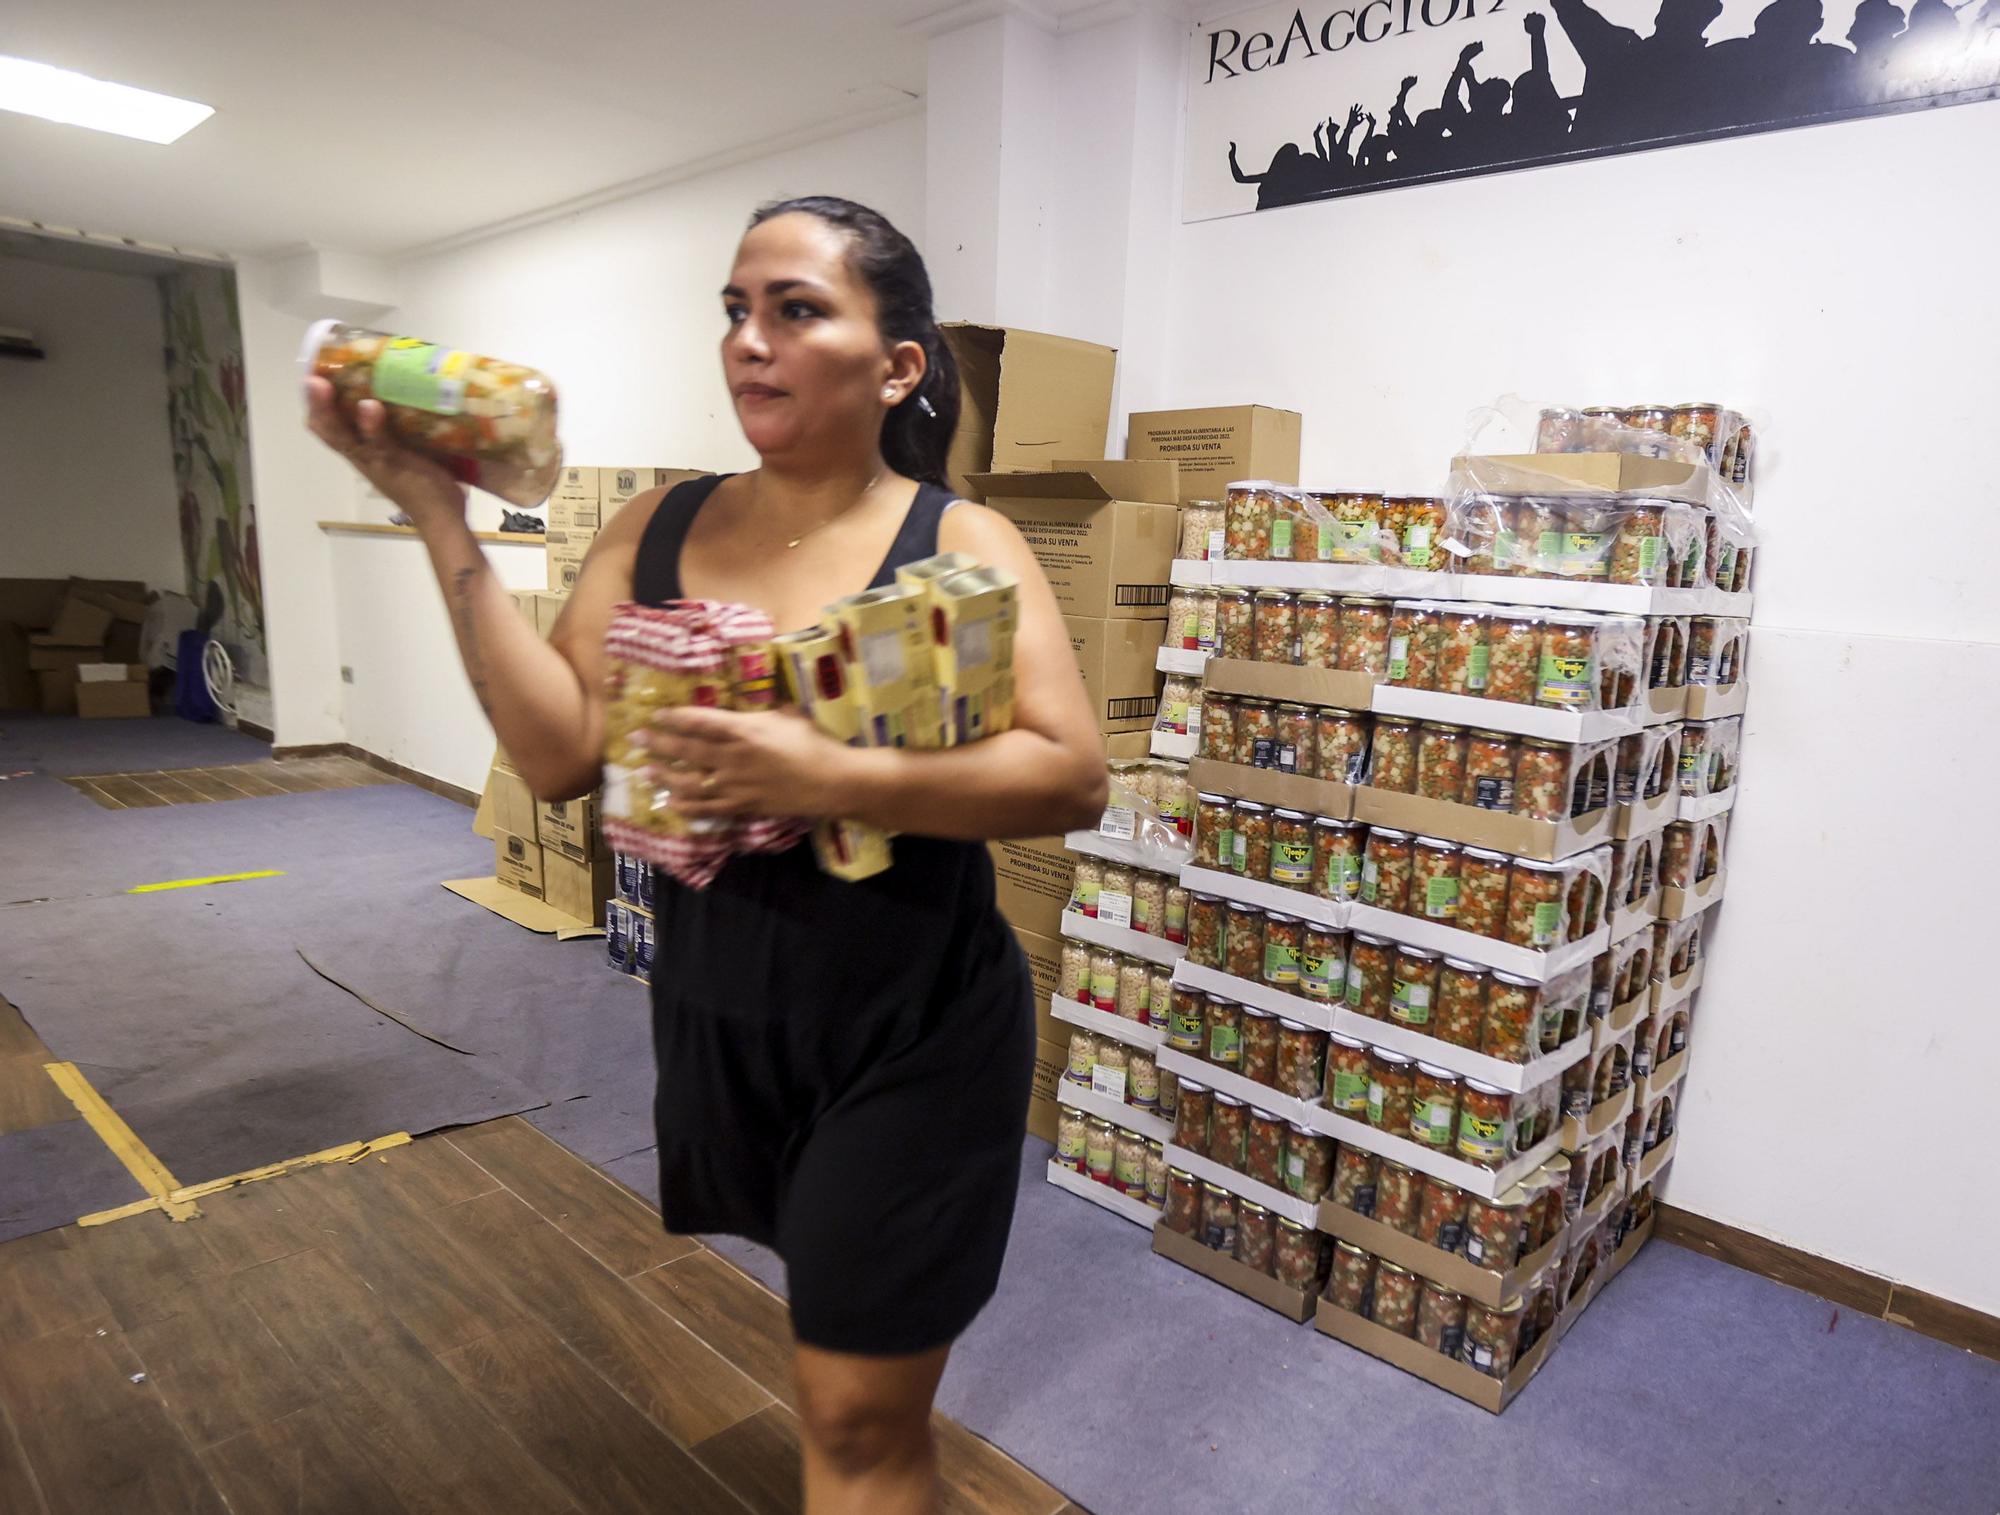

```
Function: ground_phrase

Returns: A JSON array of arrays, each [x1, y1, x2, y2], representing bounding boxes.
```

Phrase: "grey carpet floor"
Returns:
[[0, 712, 269, 776]]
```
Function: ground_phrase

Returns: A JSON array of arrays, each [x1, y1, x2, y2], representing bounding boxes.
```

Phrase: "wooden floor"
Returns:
[[0, 1011, 1079, 1515], [63, 756, 396, 809]]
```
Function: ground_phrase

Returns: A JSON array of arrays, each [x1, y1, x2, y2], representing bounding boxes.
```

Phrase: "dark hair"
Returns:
[[748, 196, 960, 490]]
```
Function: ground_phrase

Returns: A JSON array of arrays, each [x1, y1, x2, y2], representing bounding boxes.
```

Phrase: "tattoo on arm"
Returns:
[[450, 566, 493, 714]]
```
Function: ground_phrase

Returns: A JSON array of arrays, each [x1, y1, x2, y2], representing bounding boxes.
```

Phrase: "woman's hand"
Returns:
[[304, 375, 468, 529], [646, 706, 857, 822]]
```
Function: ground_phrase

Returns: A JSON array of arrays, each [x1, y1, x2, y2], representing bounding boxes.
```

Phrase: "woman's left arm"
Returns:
[[652, 502, 1110, 841]]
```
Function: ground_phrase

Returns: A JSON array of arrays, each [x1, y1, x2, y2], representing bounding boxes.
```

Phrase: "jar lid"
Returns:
[[1147, 1138, 1165, 1153], [1376, 1262, 1414, 1283], [1177, 1078, 1211, 1096], [1463, 846, 1511, 861], [1276, 705, 1311, 716], [1242, 1006, 1277, 1022], [1335, 1239, 1369, 1257], [1189, 892, 1220, 904], [1239, 1200, 1270, 1219], [1213, 1092, 1245, 1108], [1421, 1281, 1464, 1301], [1374, 1049, 1415, 1067], [1237, 698, 1274, 710], [1540, 1153, 1571, 1176], [1350, 931, 1391, 947], [1469, 729, 1516, 741], [1233, 800, 1270, 813], [1204, 994, 1240, 1010], [1219, 586, 1253, 599], [1412, 835, 1458, 850], [1196, 792, 1230, 804], [1338, 595, 1389, 606], [1415, 1061, 1459, 1081], [1418, 720, 1463, 732], [1297, 592, 1335, 604], [1254, 588, 1292, 601], [1313, 814, 1356, 828], [1248, 1107, 1283, 1123], [1441, 957, 1488, 973], [1169, 1166, 1196, 1180], [1265, 911, 1298, 925], [1201, 1180, 1231, 1195], [1374, 715, 1417, 728], [1464, 1077, 1511, 1095], [1395, 945, 1439, 962], [1368, 826, 1411, 842], [1088, 1115, 1114, 1129], [1521, 736, 1568, 750], [1330, 1031, 1367, 1050], [1273, 807, 1309, 819], [1512, 856, 1564, 872], [1275, 1214, 1310, 1234]]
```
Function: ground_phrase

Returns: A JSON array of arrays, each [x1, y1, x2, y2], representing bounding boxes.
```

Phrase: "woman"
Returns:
[[306, 196, 1107, 1514]]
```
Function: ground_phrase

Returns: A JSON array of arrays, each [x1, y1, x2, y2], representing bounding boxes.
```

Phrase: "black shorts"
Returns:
[[650, 928, 1035, 1356]]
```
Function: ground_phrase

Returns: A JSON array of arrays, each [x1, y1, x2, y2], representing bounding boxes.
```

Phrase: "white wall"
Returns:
[[1157, 97, 2000, 1315], [0, 256, 182, 589]]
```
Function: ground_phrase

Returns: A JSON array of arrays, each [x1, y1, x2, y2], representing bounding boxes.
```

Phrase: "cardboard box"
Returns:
[[0, 623, 32, 711], [974, 463, 1179, 620], [1028, 1036, 1067, 1144], [104, 620, 143, 664], [1103, 731, 1152, 760], [1126, 405, 1303, 497], [76, 662, 145, 683], [75, 680, 149, 719], [533, 592, 567, 639], [1450, 452, 1714, 505], [1354, 786, 1612, 864], [1684, 680, 1748, 721], [27, 644, 99, 673], [1065, 615, 1163, 734], [1188, 756, 1355, 820], [488, 767, 540, 844], [942, 322, 1117, 500], [38, 597, 113, 646], [989, 835, 1073, 940], [536, 793, 600, 863], [37, 668, 77, 716], [546, 528, 594, 593], [599, 466, 708, 521], [1314, 1294, 1560, 1413], [544, 846, 614, 924], [64, 580, 150, 624], [1014, 925, 1063, 1023], [547, 466, 600, 534], [494, 830, 545, 899], [1202, 658, 1376, 711], [1152, 1225, 1316, 1322], [1318, 1198, 1570, 1309]]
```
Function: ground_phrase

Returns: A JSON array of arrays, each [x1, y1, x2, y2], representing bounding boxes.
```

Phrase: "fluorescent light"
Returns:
[[0, 55, 212, 145]]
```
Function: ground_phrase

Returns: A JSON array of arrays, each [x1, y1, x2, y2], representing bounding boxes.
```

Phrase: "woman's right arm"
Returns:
[[305, 379, 661, 801]]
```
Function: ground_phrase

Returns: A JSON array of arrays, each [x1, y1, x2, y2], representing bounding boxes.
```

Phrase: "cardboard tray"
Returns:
[[1060, 909, 1185, 969], [1313, 1296, 1561, 1413], [1560, 1083, 1634, 1154], [1354, 786, 1613, 863], [1178, 866, 1343, 929], [1614, 788, 1677, 840], [1650, 959, 1704, 1015], [1684, 680, 1748, 720], [1344, 903, 1607, 984], [1206, 561, 1452, 598], [1157, 1046, 1320, 1132], [1594, 989, 1650, 1053], [1151, 730, 1199, 761], [1677, 785, 1738, 823], [1326, 1005, 1591, 1095], [1051, 993, 1166, 1051], [1449, 451, 1714, 504], [1641, 684, 1688, 726], [1156, 645, 1208, 676], [1202, 658, 1379, 712], [1371, 685, 1642, 745], [1164, 1143, 1319, 1228], [1187, 756, 1356, 818], [1046, 1159, 1159, 1230], [1316, 1200, 1570, 1309], [1153, 1225, 1317, 1322], [1056, 1079, 1174, 1146], [1632, 1132, 1677, 1191], [1637, 1046, 1689, 1106], [1302, 1105, 1564, 1202], [1562, 1212, 1656, 1337], [442, 877, 603, 940], [1660, 867, 1726, 922], [1608, 888, 1661, 944], [1171, 960, 1340, 1034], [1064, 824, 1192, 874]]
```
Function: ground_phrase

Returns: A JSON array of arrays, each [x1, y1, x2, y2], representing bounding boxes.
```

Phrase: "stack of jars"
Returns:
[[1061, 1023, 1173, 1123], [1533, 401, 1755, 487], [1169, 1073, 1338, 1201], [1105, 758, 1196, 835], [1198, 695, 1370, 781], [1206, 588, 1392, 669], [1064, 859, 1190, 940], [1687, 616, 1749, 687], [1160, 1168, 1329, 1290], [1660, 815, 1726, 890], [1353, 827, 1609, 946], [1679, 717, 1740, 796], [1191, 798, 1361, 894], [1164, 982, 1331, 1100], [1222, 483, 1449, 569], [1324, 1241, 1555, 1381], [1053, 1105, 1169, 1211], [1365, 716, 1613, 823], [1380, 602, 1645, 713], [1325, 1035, 1560, 1165], [1449, 494, 1722, 588], [1328, 1147, 1570, 1265]]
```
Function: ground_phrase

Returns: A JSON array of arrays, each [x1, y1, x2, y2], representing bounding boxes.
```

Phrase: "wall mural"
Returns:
[[159, 266, 263, 658], [1184, 0, 2000, 217]]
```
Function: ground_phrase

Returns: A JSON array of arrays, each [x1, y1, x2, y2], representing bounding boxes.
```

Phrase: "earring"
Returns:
[[884, 388, 897, 401]]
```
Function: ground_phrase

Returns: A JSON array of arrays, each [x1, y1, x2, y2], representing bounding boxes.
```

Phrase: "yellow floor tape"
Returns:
[[127, 869, 285, 894], [44, 1061, 200, 1222], [75, 1132, 415, 1227]]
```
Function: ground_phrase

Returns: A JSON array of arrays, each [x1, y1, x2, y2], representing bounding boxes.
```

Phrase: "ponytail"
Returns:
[[749, 196, 960, 490]]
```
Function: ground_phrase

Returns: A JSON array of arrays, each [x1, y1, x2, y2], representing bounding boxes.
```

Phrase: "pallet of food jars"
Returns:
[[1048, 1090, 1170, 1231], [1060, 848, 1190, 967]]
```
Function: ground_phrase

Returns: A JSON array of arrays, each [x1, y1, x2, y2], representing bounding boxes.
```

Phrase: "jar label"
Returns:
[[1404, 524, 1433, 568], [373, 339, 471, 415], [1388, 636, 1411, 681], [1180, 611, 1202, 650], [1207, 528, 1226, 561], [1168, 1007, 1204, 1049], [1272, 841, 1312, 884], [1391, 980, 1432, 1026], [1092, 1064, 1128, 1101], [1209, 1024, 1241, 1064], [1344, 969, 1364, 1009], [1638, 536, 1664, 577], [1099, 806, 1138, 841], [1538, 652, 1593, 706], [1467, 644, 1491, 690], [1360, 857, 1380, 904], [1165, 898, 1188, 938], [1331, 1068, 1370, 1110], [1424, 877, 1460, 919], [1491, 528, 1518, 570], [1057, 1128, 1087, 1162], [1132, 894, 1155, 932], [1090, 967, 1117, 1007], [1074, 877, 1101, 913], [1272, 518, 1294, 558], [1149, 981, 1172, 1024], [1285, 1150, 1307, 1190], [1352, 1181, 1377, 1215], [1230, 832, 1249, 873], [1099, 891, 1133, 930], [1440, 1322, 1466, 1358], [1320, 519, 1378, 564], [1532, 900, 1562, 944], [1264, 941, 1301, 984], [1301, 951, 1344, 1000], [1326, 853, 1361, 897], [1367, 1079, 1386, 1124], [1458, 1111, 1508, 1163], [1416, 1096, 1454, 1146]]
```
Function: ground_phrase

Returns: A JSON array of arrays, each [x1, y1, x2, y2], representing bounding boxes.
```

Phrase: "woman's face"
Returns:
[[721, 213, 919, 463]]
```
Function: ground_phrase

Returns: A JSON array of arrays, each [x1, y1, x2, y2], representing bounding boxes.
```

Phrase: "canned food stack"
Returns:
[[1043, 759, 1196, 1229], [604, 852, 655, 983]]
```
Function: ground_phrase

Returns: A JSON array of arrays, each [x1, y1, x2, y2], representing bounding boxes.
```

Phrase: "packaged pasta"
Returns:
[[302, 322, 562, 507]]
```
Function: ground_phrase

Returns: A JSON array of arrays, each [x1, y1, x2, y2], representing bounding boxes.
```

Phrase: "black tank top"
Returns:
[[631, 474, 1013, 1022]]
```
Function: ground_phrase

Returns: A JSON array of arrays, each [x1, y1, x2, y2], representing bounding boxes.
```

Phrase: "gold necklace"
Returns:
[[764, 470, 884, 549]]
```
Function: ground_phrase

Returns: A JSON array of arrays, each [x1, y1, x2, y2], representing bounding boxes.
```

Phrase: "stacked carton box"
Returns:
[[10, 580, 151, 716], [544, 466, 709, 593]]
